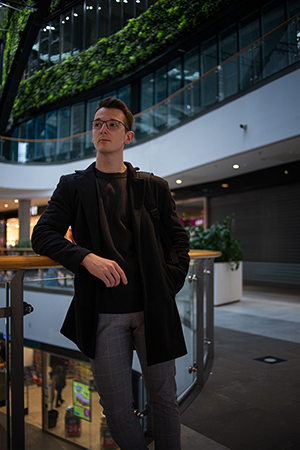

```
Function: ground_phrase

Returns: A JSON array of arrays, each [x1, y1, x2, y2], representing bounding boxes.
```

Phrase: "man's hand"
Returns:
[[81, 253, 128, 288]]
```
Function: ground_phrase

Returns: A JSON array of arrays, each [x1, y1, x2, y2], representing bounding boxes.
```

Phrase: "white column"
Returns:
[[18, 199, 31, 243]]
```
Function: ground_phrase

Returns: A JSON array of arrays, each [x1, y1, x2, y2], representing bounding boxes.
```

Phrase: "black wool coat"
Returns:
[[31, 162, 190, 366]]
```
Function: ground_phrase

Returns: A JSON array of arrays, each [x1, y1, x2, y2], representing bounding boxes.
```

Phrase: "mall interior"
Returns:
[[0, 0, 299, 449]]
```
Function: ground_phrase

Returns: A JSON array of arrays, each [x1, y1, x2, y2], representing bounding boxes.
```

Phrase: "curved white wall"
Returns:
[[0, 69, 299, 198]]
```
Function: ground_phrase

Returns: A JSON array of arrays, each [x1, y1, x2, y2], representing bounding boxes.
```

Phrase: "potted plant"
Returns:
[[186, 214, 243, 305]]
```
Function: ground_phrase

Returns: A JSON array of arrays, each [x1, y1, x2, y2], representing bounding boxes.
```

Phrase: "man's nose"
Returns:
[[99, 122, 108, 132]]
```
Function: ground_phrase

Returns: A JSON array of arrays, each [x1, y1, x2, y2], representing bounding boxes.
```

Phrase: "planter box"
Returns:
[[213, 261, 243, 306]]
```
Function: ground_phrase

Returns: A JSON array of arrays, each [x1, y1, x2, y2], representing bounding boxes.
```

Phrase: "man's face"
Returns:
[[92, 107, 134, 156]]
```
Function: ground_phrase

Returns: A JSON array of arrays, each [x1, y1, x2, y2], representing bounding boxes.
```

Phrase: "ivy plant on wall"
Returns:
[[0, 0, 34, 86], [7, 0, 237, 124]]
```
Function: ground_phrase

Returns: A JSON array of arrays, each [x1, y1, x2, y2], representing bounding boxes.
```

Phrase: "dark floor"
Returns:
[[181, 326, 300, 450], [1, 285, 300, 450], [180, 285, 300, 450]]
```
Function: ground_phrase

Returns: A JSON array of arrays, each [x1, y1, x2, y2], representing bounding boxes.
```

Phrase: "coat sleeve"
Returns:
[[152, 177, 190, 293], [31, 175, 91, 275]]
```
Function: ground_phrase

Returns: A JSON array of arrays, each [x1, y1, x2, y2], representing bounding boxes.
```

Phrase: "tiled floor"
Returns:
[[1, 285, 300, 449]]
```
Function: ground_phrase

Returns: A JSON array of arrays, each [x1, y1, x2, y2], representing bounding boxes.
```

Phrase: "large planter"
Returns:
[[213, 261, 243, 306]]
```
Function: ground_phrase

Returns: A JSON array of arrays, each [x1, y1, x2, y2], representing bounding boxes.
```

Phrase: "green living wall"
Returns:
[[4, 0, 237, 123]]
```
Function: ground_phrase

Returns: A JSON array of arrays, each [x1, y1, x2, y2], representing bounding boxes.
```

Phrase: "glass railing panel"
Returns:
[[175, 259, 197, 398], [167, 92, 185, 128], [288, 15, 300, 65], [201, 67, 219, 107], [132, 109, 159, 143], [183, 84, 202, 117], [153, 101, 168, 132], [0, 252, 219, 448], [0, 273, 118, 449]]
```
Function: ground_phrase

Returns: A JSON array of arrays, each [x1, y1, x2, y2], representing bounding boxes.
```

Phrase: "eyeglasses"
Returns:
[[91, 119, 129, 131]]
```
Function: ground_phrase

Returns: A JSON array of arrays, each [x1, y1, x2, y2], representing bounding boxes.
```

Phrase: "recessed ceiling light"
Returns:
[[222, 183, 229, 188], [14, 199, 19, 203], [233, 164, 240, 170], [4, 204, 8, 208], [176, 179, 183, 185]]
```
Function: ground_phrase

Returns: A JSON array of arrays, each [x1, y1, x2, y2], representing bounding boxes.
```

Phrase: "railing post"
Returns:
[[195, 259, 205, 388], [205, 258, 214, 361], [6, 283, 11, 450], [10, 269, 26, 450]]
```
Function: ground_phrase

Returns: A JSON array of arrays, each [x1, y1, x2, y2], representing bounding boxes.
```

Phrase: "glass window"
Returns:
[[11, 127, 19, 162], [201, 35, 218, 107], [111, 0, 122, 34], [85, 0, 98, 48], [168, 57, 183, 126], [27, 33, 40, 77], [71, 102, 85, 158], [219, 24, 238, 100], [262, 0, 287, 78], [184, 47, 201, 115], [141, 74, 154, 111], [49, 18, 61, 66], [18, 123, 26, 163], [118, 85, 131, 111], [25, 119, 34, 162], [61, 9, 72, 61], [287, 0, 300, 17], [86, 97, 99, 151], [168, 57, 182, 95], [73, 4, 84, 56], [99, 0, 109, 37], [39, 27, 49, 69], [239, 11, 261, 89], [287, 0, 300, 64], [103, 90, 117, 98], [34, 114, 46, 161], [135, 0, 146, 17], [45, 110, 57, 161], [57, 106, 71, 160], [124, 0, 134, 26], [138, 73, 154, 138], [148, 0, 158, 7], [155, 65, 167, 103], [154, 65, 167, 128]]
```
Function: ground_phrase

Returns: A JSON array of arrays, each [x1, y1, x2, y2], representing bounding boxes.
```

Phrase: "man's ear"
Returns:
[[125, 130, 134, 144], [125, 130, 134, 145]]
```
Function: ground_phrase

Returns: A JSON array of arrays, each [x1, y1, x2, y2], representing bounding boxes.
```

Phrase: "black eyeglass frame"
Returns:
[[91, 119, 130, 131]]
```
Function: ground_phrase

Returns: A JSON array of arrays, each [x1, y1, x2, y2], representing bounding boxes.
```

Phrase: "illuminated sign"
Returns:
[[73, 381, 91, 422]]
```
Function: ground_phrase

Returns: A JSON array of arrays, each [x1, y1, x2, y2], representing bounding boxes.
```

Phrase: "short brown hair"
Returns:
[[95, 97, 133, 131]]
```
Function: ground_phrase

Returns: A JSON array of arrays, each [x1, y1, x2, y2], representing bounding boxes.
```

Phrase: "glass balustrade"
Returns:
[[0, 252, 218, 448]]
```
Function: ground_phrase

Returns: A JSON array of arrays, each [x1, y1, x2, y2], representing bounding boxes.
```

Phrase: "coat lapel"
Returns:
[[74, 163, 102, 252]]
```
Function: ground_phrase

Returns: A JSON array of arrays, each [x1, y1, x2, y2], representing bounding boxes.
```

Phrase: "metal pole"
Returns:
[[5, 282, 10, 450], [196, 259, 205, 388], [10, 269, 25, 450], [205, 258, 214, 360]]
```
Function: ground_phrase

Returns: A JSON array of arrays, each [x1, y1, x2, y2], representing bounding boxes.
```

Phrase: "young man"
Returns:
[[32, 97, 190, 449]]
